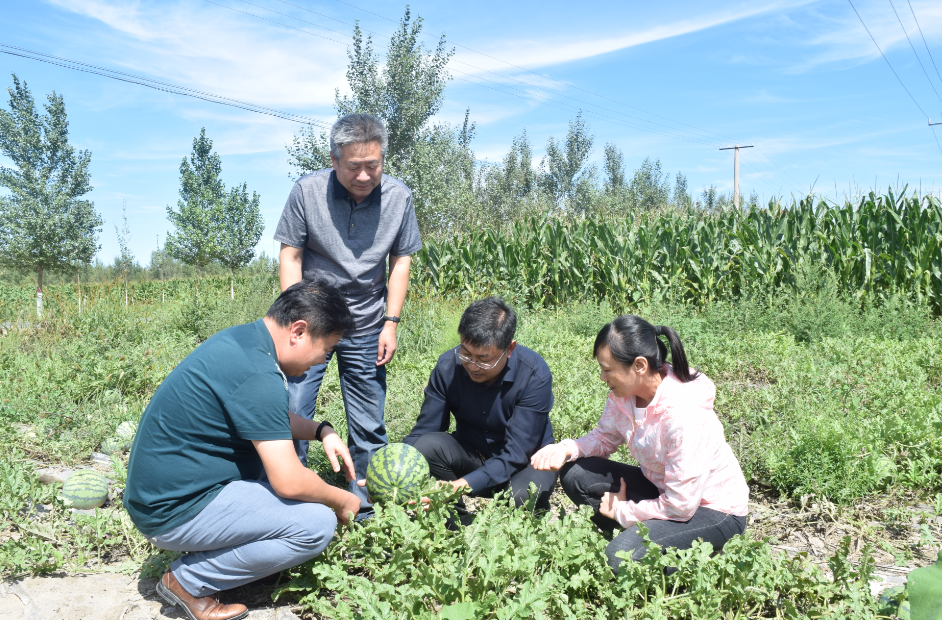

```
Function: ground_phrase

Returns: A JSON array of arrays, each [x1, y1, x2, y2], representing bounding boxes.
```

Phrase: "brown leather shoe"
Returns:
[[156, 570, 248, 620]]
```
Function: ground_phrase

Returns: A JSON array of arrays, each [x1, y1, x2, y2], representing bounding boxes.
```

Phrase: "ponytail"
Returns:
[[593, 316, 699, 383]]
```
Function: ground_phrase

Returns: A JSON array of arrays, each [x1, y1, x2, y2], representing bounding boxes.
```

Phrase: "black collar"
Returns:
[[331, 170, 382, 207]]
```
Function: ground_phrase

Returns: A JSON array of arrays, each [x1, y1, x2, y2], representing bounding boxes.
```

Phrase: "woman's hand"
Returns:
[[321, 428, 356, 482], [599, 477, 627, 521], [530, 443, 572, 471]]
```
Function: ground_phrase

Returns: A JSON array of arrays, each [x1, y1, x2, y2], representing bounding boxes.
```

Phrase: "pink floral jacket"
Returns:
[[560, 365, 749, 528]]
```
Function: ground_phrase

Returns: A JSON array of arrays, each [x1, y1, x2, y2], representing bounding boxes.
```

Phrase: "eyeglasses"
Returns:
[[455, 346, 508, 370]]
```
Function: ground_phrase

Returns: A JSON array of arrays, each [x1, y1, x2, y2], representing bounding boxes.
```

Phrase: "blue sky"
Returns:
[[3, 0, 942, 263]]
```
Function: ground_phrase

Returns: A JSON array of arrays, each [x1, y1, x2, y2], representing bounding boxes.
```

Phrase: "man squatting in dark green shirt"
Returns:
[[124, 281, 362, 620]]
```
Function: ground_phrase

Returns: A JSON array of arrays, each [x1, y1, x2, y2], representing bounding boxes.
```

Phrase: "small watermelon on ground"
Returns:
[[100, 436, 127, 455], [366, 443, 430, 504], [115, 421, 137, 441], [62, 470, 109, 509]]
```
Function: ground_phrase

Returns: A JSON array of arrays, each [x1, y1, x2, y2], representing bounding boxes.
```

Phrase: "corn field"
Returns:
[[415, 190, 942, 311]]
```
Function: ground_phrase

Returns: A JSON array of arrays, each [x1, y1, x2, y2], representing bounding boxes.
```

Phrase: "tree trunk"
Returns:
[[36, 267, 44, 319], [230, 271, 235, 301]]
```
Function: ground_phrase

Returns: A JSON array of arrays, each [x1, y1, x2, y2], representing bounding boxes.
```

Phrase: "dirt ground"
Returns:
[[0, 573, 297, 620], [746, 485, 939, 597]]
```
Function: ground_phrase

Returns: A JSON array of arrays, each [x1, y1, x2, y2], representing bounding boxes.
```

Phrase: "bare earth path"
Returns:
[[0, 574, 300, 620]]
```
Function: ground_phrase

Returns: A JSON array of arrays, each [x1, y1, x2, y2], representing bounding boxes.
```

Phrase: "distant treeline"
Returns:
[[0, 251, 278, 288]]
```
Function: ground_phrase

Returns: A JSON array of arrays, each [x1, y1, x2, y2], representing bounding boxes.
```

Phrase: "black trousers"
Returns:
[[560, 457, 747, 572], [411, 432, 557, 510]]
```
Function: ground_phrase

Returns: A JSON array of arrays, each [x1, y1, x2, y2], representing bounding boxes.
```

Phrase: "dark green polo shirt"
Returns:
[[124, 319, 292, 536]]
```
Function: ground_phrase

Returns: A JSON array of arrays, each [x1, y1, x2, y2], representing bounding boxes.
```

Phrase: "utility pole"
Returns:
[[719, 144, 753, 207]]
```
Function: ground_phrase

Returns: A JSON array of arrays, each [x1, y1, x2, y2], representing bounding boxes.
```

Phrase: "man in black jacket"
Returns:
[[402, 297, 557, 510]]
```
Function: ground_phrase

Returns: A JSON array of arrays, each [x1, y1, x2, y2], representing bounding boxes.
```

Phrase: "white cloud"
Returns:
[[787, 0, 942, 72], [44, 0, 350, 108], [450, 0, 817, 74]]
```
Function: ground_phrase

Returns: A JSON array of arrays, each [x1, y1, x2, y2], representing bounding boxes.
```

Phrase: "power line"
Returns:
[[887, 0, 942, 104], [738, 158, 785, 199], [752, 146, 806, 196], [330, 0, 396, 24], [846, 0, 942, 158], [0, 43, 334, 128], [906, 0, 942, 92], [203, 0, 346, 45], [846, 0, 929, 118]]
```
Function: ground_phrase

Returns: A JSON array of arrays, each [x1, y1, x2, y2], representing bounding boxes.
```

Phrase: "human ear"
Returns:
[[290, 320, 309, 342]]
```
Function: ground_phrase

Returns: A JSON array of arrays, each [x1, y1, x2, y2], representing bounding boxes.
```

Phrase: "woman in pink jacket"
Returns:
[[531, 315, 749, 571]]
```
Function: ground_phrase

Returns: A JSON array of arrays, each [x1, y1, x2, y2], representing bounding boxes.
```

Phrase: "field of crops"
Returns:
[[416, 191, 942, 312], [2, 192, 942, 617]]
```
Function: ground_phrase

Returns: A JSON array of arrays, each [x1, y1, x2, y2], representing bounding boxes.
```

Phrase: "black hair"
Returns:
[[266, 280, 355, 338], [458, 296, 517, 350], [593, 315, 699, 383]]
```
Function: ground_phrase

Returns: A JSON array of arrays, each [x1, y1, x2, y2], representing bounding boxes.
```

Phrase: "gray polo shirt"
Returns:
[[274, 169, 422, 335]]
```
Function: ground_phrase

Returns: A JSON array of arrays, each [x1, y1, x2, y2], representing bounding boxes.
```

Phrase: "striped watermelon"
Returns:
[[115, 421, 137, 441], [62, 470, 109, 509], [366, 443, 430, 504], [100, 436, 127, 455]]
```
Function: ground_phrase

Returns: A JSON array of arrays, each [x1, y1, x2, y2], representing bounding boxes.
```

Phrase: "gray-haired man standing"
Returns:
[[274, 114, 422, 516]]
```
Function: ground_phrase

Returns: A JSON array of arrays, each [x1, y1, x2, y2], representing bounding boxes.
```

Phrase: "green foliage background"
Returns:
[[415, 189, 942, 313], [3, 275, 931, 614]]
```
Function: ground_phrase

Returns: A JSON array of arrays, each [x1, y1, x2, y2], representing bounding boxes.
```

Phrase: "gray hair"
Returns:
[[329, 113, 388, 160]]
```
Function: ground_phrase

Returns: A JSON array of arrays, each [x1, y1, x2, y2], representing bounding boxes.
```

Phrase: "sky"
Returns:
[[3, 0, 942, 263]]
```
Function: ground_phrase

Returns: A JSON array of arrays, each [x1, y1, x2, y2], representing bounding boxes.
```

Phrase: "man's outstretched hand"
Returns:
[[321, 428, 356, 482], [530, 443, 572, 471]]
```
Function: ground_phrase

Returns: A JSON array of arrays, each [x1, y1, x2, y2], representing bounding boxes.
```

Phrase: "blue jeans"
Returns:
[[145, 480, 337, 597], [287, 327, 387, 509]]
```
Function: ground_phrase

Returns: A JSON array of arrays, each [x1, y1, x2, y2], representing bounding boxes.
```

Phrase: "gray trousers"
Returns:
[[145, 480, 337, 597]]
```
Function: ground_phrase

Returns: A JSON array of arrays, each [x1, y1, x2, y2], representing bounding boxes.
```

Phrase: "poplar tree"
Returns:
[[165, 128, 224, 293], [114, 199, 134, 306], [217, 182, 264, 300], [0, 74, 102, 317], [540, 112, 595, 211]]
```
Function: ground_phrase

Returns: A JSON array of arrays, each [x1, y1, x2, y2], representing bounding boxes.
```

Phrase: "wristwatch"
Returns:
[[315, 421, 333, 441], [383, 316, 401, 323]]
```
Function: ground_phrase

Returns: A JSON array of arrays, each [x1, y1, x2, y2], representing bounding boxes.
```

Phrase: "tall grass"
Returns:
[[0, 272, 280, 322], [416, 190, 942, 312]]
